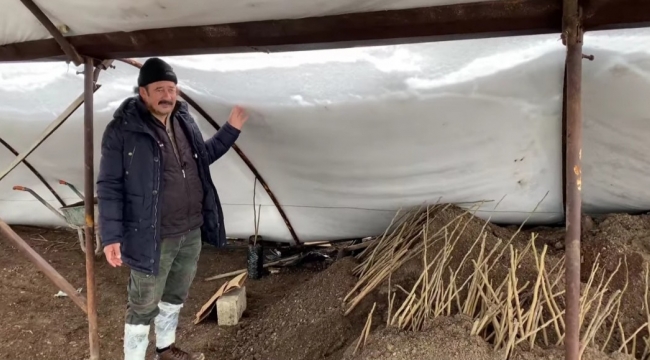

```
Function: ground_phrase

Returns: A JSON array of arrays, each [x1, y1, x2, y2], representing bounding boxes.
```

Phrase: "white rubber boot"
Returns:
[[154, 302, 183, 349], [124, 324, 150, 360]]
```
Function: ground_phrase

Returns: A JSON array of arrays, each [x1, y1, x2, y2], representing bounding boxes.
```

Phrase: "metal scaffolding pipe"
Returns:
[[562, 0, 585, 358], [0, 137, 66, 207], [18, 0, 84, 66], [83, 57, 100, 360], [3, 0, 650, 63], [0, 218, 87, 313], [0, 85, 101, 183]]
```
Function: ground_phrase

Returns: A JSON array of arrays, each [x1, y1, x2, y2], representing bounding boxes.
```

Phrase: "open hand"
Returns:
[[227, 106, 249, 130], [104, 243, 123, 267]]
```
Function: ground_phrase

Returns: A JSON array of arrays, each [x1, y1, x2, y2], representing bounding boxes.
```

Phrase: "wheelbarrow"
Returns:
[[13, 180, 103, 256]]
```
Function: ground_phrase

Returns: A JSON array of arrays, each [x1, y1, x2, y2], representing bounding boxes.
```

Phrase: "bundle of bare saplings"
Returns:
[[341, 204, 650, 360]]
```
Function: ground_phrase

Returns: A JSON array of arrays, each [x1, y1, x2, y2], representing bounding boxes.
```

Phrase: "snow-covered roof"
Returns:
[[0, 0, 484, 46], [2, 28, 650, 243]]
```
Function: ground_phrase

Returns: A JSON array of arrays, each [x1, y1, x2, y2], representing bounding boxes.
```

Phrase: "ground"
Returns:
[[0, 226, 368, 360], [2, 209, 650, 360]]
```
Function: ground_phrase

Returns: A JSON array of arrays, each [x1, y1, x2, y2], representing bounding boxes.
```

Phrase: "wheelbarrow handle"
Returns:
[[13, 185, 67, 222], [58, 180, 85, 201]]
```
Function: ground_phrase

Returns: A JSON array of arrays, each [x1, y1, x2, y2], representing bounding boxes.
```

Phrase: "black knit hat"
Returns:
[[137, 58, 178, 87]]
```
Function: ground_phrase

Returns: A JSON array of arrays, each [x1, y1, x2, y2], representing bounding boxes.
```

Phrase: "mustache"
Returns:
[[158, 100, 174, 106]]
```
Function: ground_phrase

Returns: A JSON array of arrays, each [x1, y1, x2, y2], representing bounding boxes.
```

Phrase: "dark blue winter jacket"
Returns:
[[97, 96, 240, 275]]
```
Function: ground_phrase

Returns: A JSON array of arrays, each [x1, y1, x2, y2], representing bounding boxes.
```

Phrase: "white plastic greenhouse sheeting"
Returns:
[[0, 29, 649, 243], [0, 0, 487, 46]]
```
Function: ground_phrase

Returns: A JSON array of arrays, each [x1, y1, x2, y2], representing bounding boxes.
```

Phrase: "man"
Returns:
[[97, 57, 248, 360]]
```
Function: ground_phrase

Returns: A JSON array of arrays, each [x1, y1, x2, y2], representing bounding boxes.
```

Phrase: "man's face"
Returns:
[[139, 81, 177, 117]]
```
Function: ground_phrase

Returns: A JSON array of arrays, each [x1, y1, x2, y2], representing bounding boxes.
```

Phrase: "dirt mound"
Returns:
[[229, 257, 377, 360], [582, 213, 650, 287], [343, 315, 498, 360], [346, 206, 650, 359], [511, 347, 634, 360], [343, 315, 633, 360], [580, 214, 650, 354], [385, 205, 546, 296], [360, 205, 548, 313]]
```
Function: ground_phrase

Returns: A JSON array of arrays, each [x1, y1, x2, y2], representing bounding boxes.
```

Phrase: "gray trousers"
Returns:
[[125, 228, 202, 326]]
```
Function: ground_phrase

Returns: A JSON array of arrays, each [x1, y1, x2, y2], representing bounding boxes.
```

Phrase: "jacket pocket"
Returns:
[[124, 194, 144, 224], [122, 223, 147, 266]]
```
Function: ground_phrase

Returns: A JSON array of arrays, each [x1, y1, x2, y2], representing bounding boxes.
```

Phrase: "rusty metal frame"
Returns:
[[18, 0, 83, 66], [2, 0, 650, 63], [118, 58, 301, 245], [0, 137, 66, 207], [561, 63, 568, 208], [0, 220, 88, 311], [562, 0, 589, 358], [83, 56, 100, 360]]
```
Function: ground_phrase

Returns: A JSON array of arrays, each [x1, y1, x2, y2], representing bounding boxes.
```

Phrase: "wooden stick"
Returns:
[[204, 254, 301, 281]]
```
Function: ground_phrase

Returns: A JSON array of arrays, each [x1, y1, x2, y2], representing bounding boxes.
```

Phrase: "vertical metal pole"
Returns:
[[563, 0, 583, 359], [84, 57, 100, 360]]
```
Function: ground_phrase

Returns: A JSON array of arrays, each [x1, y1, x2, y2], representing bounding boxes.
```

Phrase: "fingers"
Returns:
[[104, 248, 115, 267], [231, 107, 247, 121], [112, 248, 123, 267], [228, 106, 249, 129], [104, 244, 123, 267]]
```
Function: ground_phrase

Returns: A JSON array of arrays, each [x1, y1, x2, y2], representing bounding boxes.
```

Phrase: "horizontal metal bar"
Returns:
[[3, 0, 648, 62]]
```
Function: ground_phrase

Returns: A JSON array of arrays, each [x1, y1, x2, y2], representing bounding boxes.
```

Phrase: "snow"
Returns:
[[0, 0, 488, 46], [0, 28, 649, 242]]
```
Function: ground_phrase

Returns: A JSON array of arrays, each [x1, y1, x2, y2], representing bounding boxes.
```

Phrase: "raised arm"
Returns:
[[205, 106, 248, 164], [96, 121, 125, 249]]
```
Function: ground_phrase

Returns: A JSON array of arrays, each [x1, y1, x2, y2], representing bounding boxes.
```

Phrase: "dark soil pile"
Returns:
[[580, 213, 650, 351], [346, 206, 650, 359], [343, 315, 498, 360], [511, 347, 635, 360], [344, 315, 634, 360], [376, 205, 552, 313], [216, 257, 378, 360]]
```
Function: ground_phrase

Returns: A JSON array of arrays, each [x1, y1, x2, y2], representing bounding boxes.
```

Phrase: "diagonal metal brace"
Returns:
[[19, 0, 84, 66]]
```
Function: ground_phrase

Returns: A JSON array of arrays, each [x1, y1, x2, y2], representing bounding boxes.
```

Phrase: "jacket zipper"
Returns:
[[153, 141, 162, 254], [184, 162, 190, 231], [180, 120, 221, 235], [166, 121, 191, 231], [128, 146, 136, 170]]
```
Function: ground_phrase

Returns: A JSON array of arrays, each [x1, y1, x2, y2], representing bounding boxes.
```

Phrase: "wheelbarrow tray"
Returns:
[[59, 198, 98, 228]]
